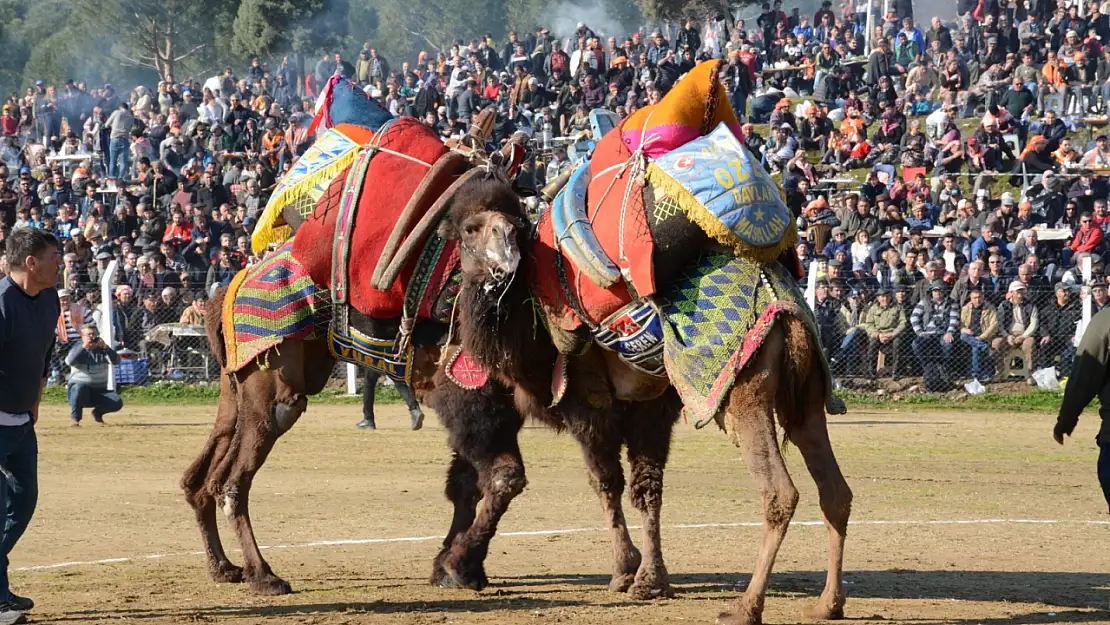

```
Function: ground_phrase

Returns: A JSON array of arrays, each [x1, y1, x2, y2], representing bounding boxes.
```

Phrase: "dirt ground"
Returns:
[[16, 402, 1110, 624]]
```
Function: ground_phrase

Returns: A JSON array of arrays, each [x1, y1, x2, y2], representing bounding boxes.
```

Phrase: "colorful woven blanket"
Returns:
[[251, 124, 378, 252], [252, 77, 393, 252], [647, 123, 797, 263], [657, 253, 814, 423], [620, 60, 743, 158], [223, 242, 329, 372], [531, 60, 743, 332], [291, 117, 455, 320]]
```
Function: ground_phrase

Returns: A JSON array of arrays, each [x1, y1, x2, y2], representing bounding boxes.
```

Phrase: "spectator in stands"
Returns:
[[1067, 212, 1104, 266], [1094, 283, 1110, 313], [862, 287, 907, 376], [65, 325, 122, 426], [1040, 282, 1080, 376], [832, 288, 868, 372], [992, 281, 1039, 385], [910, 280, 959, 367], [959, 286, 999, 380], [813, 278, 842, 357], [911, 261, 944, 305]]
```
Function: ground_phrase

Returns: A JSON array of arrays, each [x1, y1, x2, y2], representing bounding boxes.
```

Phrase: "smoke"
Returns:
[[547, 0, 631, 43]]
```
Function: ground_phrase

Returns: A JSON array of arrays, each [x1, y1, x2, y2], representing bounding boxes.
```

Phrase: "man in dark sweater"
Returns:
[[1055, 305, 1110, 513], [0, 227, 61, 623]]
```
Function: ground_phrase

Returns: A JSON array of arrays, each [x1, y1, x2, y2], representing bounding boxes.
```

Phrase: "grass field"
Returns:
[[15, 402, 1110, 624]]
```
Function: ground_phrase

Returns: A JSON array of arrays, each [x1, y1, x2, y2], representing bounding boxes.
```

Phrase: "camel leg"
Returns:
[[430, 454, 480, 586], [718, 342, 799, 625], [789, 367, 852, 621], [429, 382, 526, 591], [623, 391, 680, 600], [181, 373, 242, 583], [569, 415, 641, 594], [222, 389, 307, 595]]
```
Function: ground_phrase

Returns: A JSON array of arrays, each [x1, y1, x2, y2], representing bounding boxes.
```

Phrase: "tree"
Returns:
[[72, 0, 237, 80], [232, 0, 350, 58], [636, 0, 730, 22], [373, 0, 505, 61], [347, 0, 380, 49]]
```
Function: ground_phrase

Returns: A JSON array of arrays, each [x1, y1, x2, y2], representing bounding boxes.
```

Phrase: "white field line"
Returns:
[[15, 518, 1110, 573]]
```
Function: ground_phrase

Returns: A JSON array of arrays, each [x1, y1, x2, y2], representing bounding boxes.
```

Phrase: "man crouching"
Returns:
[[65, 326, 122, 426]]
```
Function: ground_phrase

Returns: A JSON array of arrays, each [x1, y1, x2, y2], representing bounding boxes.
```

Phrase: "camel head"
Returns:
[[436, 173, 527, 286]]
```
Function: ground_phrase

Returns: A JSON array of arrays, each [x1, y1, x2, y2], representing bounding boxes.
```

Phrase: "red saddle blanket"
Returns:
[[291, 118, 458, 319], [531, 127, 656, 331]]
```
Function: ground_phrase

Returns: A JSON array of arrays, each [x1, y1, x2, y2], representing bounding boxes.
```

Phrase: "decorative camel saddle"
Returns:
[[226, 78, 520, 382], [527, 60, 822, 418]]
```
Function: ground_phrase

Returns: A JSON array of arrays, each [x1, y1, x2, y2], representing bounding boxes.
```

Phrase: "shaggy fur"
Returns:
[[442, 184, 854, 621], [183, 174, 682, 600], [425, 175, 682, 597]]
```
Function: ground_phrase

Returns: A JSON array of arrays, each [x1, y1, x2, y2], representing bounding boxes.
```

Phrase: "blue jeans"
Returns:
[[108, 138, 129, 179], [0, 422, 37, 601], [67, 383, 123, 422], [958, 333, 992, 379], [836, 328, 867, 364], [1099, 443, 1110, 512]]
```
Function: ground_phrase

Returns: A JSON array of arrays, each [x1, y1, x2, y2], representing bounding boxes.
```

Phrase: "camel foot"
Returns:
[[717, 598, 762, 625], [608, 573, 636, 593], [208, 562, 244, 583], [627, 565, 674, 600], [804, 597, 845, 621], [429, 554, 450, 587], [439, 565, 488, 591], [437, 551, 488, 591], [717, 610, 761, 625], [609, 545, 642, 593], [249, 574, 293, 596]]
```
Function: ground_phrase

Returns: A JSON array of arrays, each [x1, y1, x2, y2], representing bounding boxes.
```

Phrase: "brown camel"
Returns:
[[181, 171, 679, 600], [432, 183, 854, 625]]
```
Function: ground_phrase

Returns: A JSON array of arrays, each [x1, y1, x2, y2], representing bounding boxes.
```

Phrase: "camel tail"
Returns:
[[204, 288, 229, 370], [776, 314, 818, 443]]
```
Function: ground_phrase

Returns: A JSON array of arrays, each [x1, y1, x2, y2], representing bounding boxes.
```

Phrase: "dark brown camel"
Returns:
[[181, 172, 679, 599], [434, 186, 854, 625]]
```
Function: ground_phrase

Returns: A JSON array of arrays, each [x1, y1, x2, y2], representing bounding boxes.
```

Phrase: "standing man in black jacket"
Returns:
[[0, 228, 62, 623], [1055, 306, 1110, 513]]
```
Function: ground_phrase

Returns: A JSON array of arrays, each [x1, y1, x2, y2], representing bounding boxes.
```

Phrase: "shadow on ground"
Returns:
[[45, 571, 1110, 623], [510, 569, 1110, 610]]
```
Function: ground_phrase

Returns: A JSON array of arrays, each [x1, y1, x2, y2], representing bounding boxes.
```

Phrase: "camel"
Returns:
[[431, 176, 854, 624], [181, 169, 679, 599]]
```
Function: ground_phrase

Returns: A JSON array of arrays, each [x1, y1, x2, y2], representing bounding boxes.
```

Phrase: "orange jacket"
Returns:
[[1042, 63, 1065, 88]]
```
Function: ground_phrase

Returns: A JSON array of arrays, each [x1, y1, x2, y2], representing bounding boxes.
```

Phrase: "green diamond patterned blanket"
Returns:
[[657, 252, 818, 423]]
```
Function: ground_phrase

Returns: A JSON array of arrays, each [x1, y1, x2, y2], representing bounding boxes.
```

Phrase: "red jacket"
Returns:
[[163, 223, 193, 245], [1070, 225, 1103, 252]]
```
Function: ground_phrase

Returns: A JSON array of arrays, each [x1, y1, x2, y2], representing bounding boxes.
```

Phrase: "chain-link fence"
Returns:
[[812, 283, 1086, 390], [50, 261, 1091, 395]]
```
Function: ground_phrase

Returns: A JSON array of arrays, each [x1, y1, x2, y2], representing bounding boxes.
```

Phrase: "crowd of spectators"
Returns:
[[1, 0, 1109, 386]]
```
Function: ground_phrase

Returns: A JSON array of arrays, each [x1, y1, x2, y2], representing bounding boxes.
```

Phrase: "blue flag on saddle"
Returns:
[[646, 123, 796, 263]]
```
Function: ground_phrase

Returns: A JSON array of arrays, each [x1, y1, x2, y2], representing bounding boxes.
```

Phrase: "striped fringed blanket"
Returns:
[[223, 242, 330, 372], [250, 125, 374, 252], [658, 252, 815, 424]]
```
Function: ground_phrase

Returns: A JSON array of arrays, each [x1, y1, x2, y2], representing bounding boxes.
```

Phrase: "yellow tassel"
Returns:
[[250, 148, 361, 251]]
